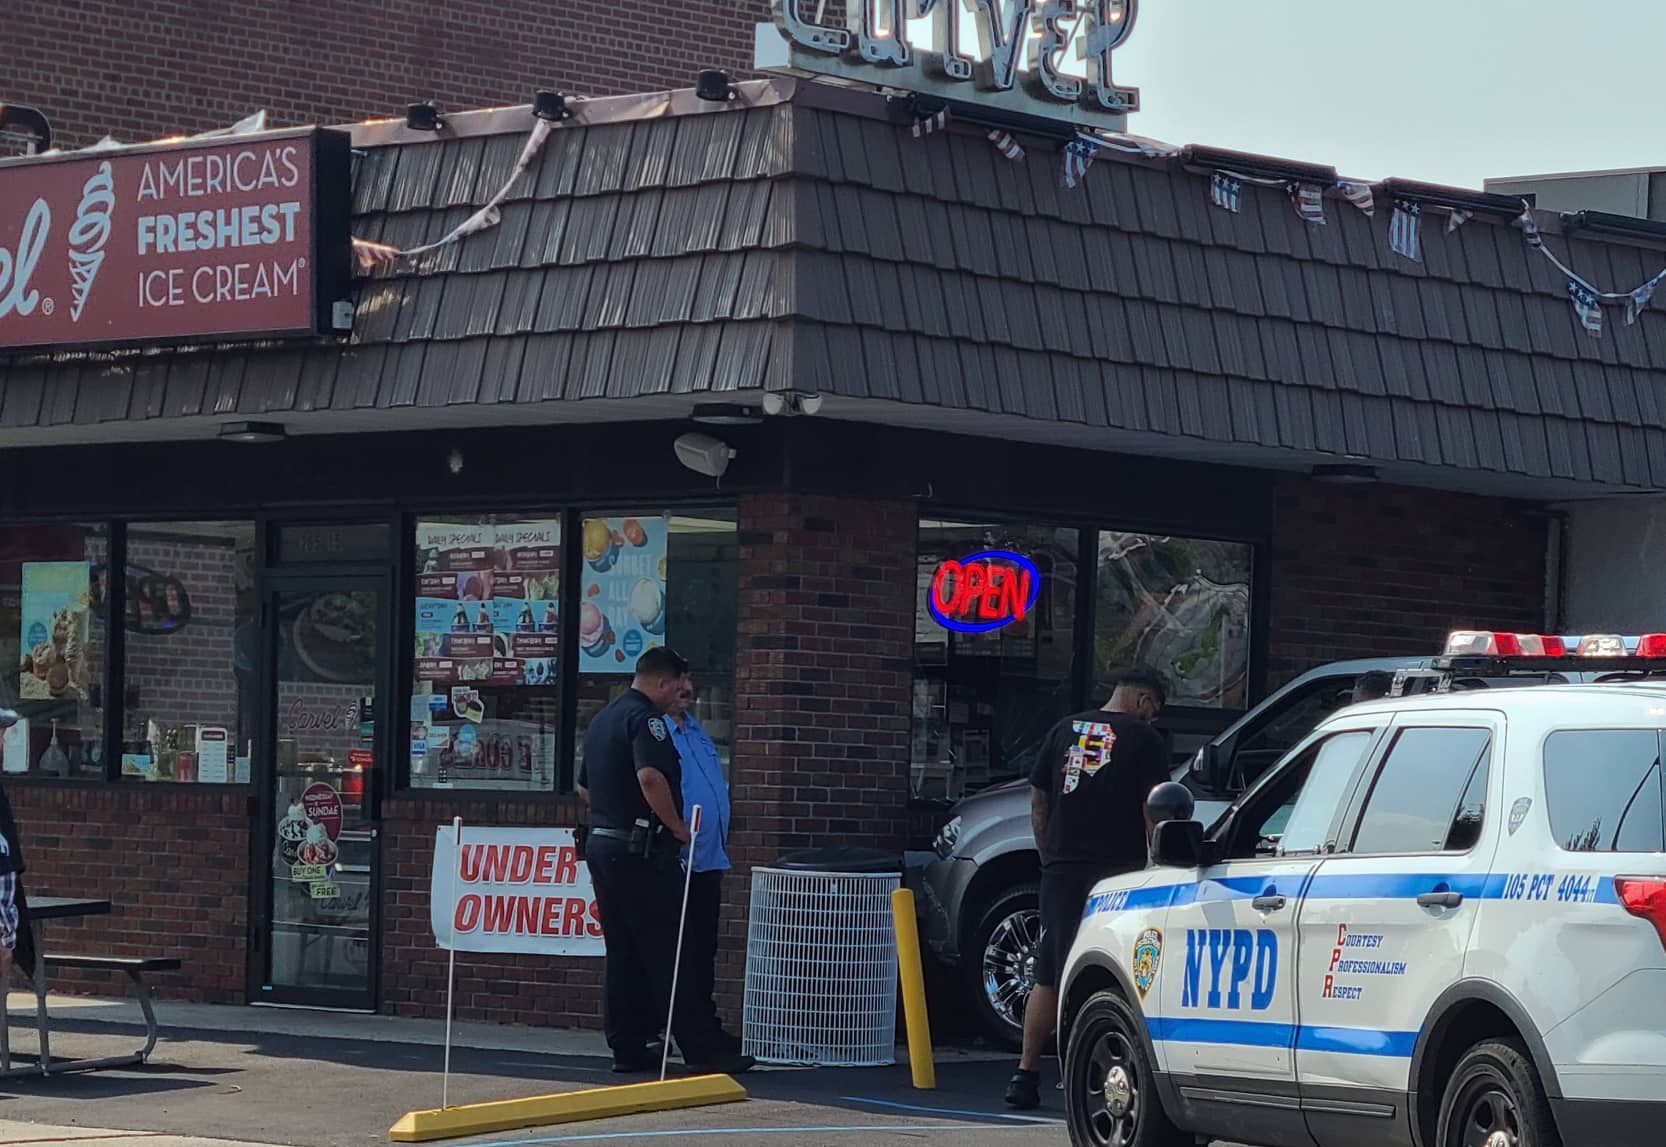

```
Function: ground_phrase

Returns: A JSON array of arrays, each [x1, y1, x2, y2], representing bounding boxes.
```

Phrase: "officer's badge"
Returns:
[[1132, 928, 1162, 999], [647, 717, 668, 741]]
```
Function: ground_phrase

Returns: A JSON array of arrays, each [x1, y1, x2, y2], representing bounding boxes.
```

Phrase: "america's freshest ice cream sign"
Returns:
[[0, 127, 352, 352]]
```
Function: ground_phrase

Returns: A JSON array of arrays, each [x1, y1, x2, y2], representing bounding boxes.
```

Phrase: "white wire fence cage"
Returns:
[[742, 865, 901, 1067]]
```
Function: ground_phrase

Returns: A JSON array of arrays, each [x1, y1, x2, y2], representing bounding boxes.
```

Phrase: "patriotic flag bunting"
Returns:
[[1389, 200, 1422, 262], [1337, 181, 1374, 216], [911, 107, 948, 138], [1061, 136, 1099, 189], [1210, 172, 1241, 214], [1289, 183, 1325, 225], [987, 130, 1024, 161], [1567, 279, 1603, 337], [351, 237, 400, 272], [1628, 270, 1666, 325], [1446, 208, 1473, 234]]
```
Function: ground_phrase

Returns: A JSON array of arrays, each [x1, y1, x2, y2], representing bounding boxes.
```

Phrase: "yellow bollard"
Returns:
[[890, 887, 936, 1090]]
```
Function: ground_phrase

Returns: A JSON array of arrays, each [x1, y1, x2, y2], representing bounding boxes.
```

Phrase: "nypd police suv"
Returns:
[[1058, 632, 1666, 1147]]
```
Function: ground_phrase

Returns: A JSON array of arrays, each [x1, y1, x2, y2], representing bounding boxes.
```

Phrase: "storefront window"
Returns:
[[120, 522, 257, 782], [410, 515, 563, 791], [913, 520, 1079, 801], [0, 524, 108, 779], [1092, 533, 1252, 710], [572, 509, 738, 780]]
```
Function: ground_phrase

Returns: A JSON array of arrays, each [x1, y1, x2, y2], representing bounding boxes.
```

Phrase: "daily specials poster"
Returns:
[[414, 521, 561, 688], [578, 516, 668, 674]]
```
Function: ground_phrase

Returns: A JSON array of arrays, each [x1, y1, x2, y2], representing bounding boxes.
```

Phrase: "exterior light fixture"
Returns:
[[219, 420, 286, 444], [1311, 462, 1378, 484], [533, 89, 572, 122], [0, 102, 52, 154], [690, 402, 763, 426], [406, 102, 443, 132], [696, 70, 736, 103], [760, 391, 824, 417]]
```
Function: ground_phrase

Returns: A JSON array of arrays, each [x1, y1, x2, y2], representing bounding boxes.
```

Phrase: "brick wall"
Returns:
[[1265, 474, 1547, 686], [8, 785, 248, 1001], [1, 0, 766, 153]]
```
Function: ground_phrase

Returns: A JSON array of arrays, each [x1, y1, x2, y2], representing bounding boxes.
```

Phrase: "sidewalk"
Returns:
[[0, 1119, 290, 1146]]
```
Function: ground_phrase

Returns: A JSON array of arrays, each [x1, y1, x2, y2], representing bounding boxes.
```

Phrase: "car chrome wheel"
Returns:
[[981, 907, 1040, 1030], [1081, 1029, 1141, 1146]]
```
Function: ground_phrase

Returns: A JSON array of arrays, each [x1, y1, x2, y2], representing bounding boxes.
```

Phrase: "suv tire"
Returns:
[[1435, 1038, 1563, 1147], [1063, 989, 1187, 1147], [964, 881, 1039, 1049]]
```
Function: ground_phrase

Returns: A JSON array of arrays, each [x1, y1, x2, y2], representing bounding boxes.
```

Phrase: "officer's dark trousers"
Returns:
[[585, 834, 722, 1060], [681, 869, 726, 1033]]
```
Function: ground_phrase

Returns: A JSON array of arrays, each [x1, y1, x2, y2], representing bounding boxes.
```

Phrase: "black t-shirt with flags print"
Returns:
[[1027, 708, 1170, 873]]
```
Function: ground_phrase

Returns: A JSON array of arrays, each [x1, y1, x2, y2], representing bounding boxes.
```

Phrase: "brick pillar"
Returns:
[[713, 493, 917, 1021]]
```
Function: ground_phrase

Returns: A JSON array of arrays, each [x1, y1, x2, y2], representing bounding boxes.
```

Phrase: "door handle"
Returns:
[[1417, 890, 1464, 909], [1251, 894, 1287, 912]]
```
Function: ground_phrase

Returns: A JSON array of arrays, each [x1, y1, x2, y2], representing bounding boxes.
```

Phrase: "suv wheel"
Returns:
[[1063, 989, 1187, 1147], [964, 882, 1039, 1048], [1435, 1038, 1562, 1147]]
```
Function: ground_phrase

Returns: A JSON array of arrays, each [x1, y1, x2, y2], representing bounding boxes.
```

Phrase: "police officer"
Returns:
[[579, 649, 753, 1075]]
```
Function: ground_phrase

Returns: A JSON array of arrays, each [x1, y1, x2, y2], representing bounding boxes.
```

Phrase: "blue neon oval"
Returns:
[[927, 550, 1041, 634]]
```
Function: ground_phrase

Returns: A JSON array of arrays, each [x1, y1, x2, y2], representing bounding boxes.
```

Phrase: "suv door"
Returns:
[[1155, 719, 1383, 1147], [1293, 713, 1501, 1146]]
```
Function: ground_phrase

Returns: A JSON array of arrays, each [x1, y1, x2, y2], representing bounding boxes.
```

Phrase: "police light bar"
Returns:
[[1443, 631, 1566, 657], [1443, 631, 1666, 659]]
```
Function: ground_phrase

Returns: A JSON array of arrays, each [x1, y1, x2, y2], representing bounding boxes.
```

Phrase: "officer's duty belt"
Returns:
[[588, 827, 636, 841]]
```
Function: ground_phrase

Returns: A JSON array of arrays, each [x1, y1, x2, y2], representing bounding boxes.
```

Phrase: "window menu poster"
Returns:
[[414, 521, 561, 688], [578, 516, 667, 674]]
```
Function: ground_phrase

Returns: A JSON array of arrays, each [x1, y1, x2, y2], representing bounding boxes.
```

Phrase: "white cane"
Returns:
[[442, 816, 463, 1109], [660, 804, 702, 1082]]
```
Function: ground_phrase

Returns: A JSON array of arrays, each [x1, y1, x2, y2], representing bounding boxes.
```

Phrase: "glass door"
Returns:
[[253, 577, 385, 1010]]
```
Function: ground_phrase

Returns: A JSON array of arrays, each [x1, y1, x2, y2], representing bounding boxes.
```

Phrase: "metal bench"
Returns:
[[1, 954, 182, 1076]]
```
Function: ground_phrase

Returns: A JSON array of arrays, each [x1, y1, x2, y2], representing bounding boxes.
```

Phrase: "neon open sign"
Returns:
[[928, 550, 1040, 633]]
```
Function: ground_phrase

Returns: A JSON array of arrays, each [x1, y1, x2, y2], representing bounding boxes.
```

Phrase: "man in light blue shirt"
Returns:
[[668, 676, 739, 1051]]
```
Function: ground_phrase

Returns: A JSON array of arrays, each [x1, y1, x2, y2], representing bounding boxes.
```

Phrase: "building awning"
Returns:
[[3, 78, 1664, 498]]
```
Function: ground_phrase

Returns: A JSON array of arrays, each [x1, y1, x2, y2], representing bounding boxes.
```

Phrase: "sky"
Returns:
[[1112, 0, 1665, 188]]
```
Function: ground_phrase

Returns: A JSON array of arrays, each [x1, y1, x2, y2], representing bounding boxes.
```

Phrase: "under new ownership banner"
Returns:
[[429, 826, 603, 957]]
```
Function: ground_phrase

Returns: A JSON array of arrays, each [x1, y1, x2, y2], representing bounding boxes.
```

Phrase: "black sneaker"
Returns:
[[1005, 1068, 1041, 1109], [685, 1051, 756, 1075], [611, 1047, 655, 1073]]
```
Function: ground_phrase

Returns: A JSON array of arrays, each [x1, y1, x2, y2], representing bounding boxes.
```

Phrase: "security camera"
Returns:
[[759, 391, 823, 417], [799, 393, 823, 415], [674, 433, 736, 479]]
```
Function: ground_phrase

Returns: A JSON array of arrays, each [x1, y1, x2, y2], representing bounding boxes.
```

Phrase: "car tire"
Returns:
[[963, 881, 1039, 1049], [1063, 989, 1187, 1147], [1435, 1038, 1563, 1147]]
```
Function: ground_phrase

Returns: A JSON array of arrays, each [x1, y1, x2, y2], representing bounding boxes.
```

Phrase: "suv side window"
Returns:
[[1349, 727, 1492, 855], [1227, 676, 1357, 790], [1226, 730, 1377, 859], [1544, 730, 1665, 852]]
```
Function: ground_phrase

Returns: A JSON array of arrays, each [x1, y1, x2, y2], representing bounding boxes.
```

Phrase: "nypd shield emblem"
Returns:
[[647, 717, 668, 741], [1132, 928, 1162, 999]]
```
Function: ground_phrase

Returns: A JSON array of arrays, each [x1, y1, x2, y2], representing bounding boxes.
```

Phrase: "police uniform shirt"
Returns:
[[1028, 709, 1169, 872], [580, 688, 684, 830]]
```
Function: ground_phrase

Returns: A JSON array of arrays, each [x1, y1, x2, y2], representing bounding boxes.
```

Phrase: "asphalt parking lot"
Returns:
[[0, 1016, 1068, 1147]]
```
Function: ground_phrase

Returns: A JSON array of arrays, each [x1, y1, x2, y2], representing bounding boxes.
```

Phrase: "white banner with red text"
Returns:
[[429, 825, 603, 957]]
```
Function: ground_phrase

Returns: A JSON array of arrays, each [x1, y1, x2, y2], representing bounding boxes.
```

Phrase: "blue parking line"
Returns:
[[455, 1123, 1020, 1146], [839, 1095, 1063, 1123]]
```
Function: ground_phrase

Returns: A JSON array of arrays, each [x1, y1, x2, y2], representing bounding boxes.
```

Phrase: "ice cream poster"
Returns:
[[414, 521, 561, 688], [18, 562, 92, 703], [578, 516, 668, 674]]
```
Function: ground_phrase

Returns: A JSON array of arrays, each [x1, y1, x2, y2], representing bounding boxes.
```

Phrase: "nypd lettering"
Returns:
[[1180, 928, 1278, 1011]]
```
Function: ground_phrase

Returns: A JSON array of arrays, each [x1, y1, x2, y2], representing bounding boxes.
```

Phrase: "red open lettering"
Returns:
[[928, 552, 1038, 630]]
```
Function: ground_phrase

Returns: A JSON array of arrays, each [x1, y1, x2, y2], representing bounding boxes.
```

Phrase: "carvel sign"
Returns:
[[928, 550, 1040, 633], [0, 127, 351, 352]]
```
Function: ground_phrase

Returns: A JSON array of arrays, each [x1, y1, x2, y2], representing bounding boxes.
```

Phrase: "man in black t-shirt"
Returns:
[[1006, 669, 1170, 1110], [578, 649, 753, 1076]]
